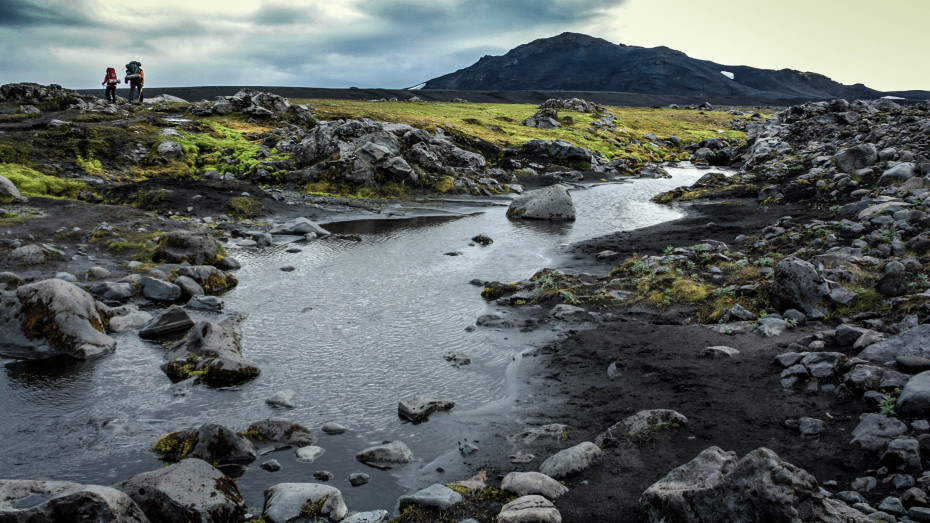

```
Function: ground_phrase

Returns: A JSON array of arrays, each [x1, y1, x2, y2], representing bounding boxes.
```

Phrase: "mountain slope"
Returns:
[[423, 33, 881, 100]]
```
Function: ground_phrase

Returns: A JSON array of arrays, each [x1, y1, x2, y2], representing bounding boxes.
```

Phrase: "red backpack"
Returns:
[[105, 67, 119, 85]]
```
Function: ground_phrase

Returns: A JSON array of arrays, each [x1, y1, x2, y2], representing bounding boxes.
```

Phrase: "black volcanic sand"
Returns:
[[448, 199, 877, 521]]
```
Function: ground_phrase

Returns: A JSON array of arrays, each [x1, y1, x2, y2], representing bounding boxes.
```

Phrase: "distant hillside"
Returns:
[[424, 33, 923, 101]]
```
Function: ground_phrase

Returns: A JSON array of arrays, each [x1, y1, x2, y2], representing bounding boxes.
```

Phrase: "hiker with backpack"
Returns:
[[124, 61, 144, 102], [102, 67, 120, 103]]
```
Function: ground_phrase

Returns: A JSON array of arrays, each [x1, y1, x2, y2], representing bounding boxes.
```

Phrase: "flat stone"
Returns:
[[398, 395, 455, 422], [497, 495, 562, 523], [501, 471, 569, 500], [295, 446, 325, 463], [538, 442, 601, 479], [266, 389, 296, 409], [397, 484, 463, 511], [343, 510, 389, 523], [355, 441, 412, 464], [262, 483, 347, 523], [321, 422, 348, 434], [701, 346, 740, 358]]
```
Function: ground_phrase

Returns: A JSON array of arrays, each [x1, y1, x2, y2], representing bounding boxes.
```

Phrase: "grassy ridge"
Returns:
[[297, 98, 751, 161]]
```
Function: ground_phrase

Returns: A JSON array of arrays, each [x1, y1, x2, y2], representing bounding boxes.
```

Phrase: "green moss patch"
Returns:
[[0, 164, 87, 199]]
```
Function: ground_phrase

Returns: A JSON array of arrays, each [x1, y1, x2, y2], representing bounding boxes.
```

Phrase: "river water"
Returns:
[[0, 166, 703, 512]]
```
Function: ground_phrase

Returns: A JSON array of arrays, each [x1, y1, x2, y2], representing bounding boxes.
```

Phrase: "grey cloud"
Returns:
[[0, 0, 97, 27], [253, 4, 318, 25]]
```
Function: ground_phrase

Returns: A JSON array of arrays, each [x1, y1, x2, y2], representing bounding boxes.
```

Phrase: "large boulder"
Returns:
[[834, 144, 877, 173], [355, 440, 413, 464], [858, 324, 930, 364], [897, 371, 930, 417], [0, 278, 116, 359], [0, 479, 148, 522], [538, 441, 601, 479], [506, 184, 576, 221], [850, 413, 908, 453], [0, 174, 26, 202], [878, 162, 916, 185], [162, 313, 260, 385], [139, 276, 181, 302], [769, 258, 829, 314], [263, 483, 347, 523], [153, 230, 220, 265], [113, 458, 245, 523], [639, 446, 868, 522]]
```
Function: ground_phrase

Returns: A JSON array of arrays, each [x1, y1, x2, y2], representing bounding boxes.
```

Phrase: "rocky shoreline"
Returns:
[[2, 81, 930, 521]]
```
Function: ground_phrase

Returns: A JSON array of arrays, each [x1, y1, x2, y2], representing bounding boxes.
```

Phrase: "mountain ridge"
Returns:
[[423, 32, 926, 101]]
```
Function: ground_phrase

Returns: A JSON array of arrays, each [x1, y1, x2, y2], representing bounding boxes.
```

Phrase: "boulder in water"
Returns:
[[506, 184, 576, 221]]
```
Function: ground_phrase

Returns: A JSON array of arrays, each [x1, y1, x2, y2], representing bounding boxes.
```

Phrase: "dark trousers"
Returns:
[[127, 81, 142, 102], [105, 86, 117, 102]]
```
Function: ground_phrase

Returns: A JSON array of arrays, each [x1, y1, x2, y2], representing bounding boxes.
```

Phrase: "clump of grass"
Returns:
[[226, 196, 263, 219]]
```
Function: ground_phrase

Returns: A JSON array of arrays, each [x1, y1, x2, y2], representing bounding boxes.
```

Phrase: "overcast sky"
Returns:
[[0, 0, 927, 92]]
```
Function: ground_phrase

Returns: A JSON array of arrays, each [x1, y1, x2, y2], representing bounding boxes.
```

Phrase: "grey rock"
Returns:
[[860, 325, 930, 364], [262, 483, 347, 523], [798, 417, 825, 440], [156, 140, 184, 159], [348, 473, 370, 487], [851, 414, 908, 453], [344, 510, 389, 523], [0, 174, 26, 202], [139, 305, 194, 339], [756, 316, 788, 337], [90, 281, 133, 301], [261, 459, 282, 472], [244, 419, 314, 446], [398, 395, 455, 422], [398, 484, 463, 511], [162, 314, 260, 385], [6, 244, 46, 265], [497, 495, 562, 523], [882, 437, 922, 473], [113, 458, 245, 523], [879, 163, 917, 186], [295, 446, 325, 463], [0, 479, 148, 522], [501, 471, 569, 500], [269, 217, 330, 236], [639, 446, 869, 522], [835, 144, 878, 173], [851, 476, 878, 492], [266, 389, 296, 409], [173, 275, 204, 298], [173, 265, 237, 294], [187, 295, 224, 311], [770, 258, 829, 314], [217, 257, 241, 270], [0, 278, 116, 359], [506, 184, 576, 221], [355, 441, 413, 464], [879, 496, 906, 516], [109, 310, 154, 333], [596, 409, 688, 447], [538, 441, 601, 479], [911, 507, 930, 522], [321, 422, 347, 435], [900, 372, 930, 418], [86, 267, 111, 280], [139, 276, 181, 302], [153, 230, 219, 265]]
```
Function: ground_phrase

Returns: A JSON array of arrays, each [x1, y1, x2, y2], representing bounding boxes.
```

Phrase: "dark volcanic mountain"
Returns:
[[423, 33, 884, 100]]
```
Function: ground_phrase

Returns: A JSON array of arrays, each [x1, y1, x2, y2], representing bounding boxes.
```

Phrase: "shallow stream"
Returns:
[[0, 166, 704, 512]]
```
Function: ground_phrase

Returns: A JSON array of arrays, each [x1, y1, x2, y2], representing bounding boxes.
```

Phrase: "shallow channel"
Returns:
[[0, 166, 704, 512]]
